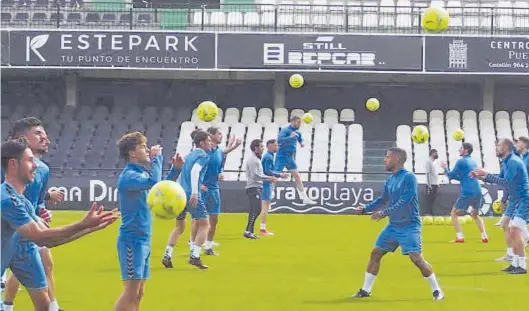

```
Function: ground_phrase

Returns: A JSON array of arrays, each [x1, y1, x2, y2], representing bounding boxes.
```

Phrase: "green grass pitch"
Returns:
[[8, 211, 529, 311]]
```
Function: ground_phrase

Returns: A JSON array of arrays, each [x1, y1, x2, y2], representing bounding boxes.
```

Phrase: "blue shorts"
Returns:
[[186, 195, 208, 220], [261, 183, 273, 201], [117, 240, 150, 281], [274, 154, 297, 171], [375, 224, 422, 255], [202, 188, 221, 215], [10, 242, 47, 290], [454, 195, 483, 211], [512, 198, 529, 220]]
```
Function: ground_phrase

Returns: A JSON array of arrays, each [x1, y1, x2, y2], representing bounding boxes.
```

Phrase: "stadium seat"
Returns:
[[347, 124, 364, 182]]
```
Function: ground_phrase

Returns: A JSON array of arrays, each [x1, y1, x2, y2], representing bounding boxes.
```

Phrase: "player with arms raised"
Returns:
[[114, 132, 183, 311], [352, 148, 444, 301], [2, 117, 65, 311], [471, 138, 529, 274], [1, 138, 119, 311], [440, 142, 488, 243], [274, 116, 316, 205]]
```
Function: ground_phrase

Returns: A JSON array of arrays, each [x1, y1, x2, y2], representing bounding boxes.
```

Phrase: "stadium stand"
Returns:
[[1, 0, 528, 34], [2, 79, 528, 183]]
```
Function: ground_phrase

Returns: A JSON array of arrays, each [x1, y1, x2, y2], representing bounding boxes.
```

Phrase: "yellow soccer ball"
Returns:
[[301, 112, 313, 124], [444, 216, 452, 225], [412, 125, 430, 144], [421, 7, 450, 33], [147, 180, 187, 220], [463, 214, 473, 224], [289, 74, 304, 89], [423, 216, 434, 225], [366, 98, 380, 112], [196, 101, 219, 122], [434, 216, 445, 225], [457, 216, 465, 225], [453, 128, 465, 141], [492, 199, 504, 215]]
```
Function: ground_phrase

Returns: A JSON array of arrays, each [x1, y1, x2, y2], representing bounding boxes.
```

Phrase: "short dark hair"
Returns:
[[207, 127, 220, 136], [290, 116, 301, 122], [266, 139, 277, 146], [518, 136, 529, 148], [1, 137, 29, 171], [388, 147, 407, 164], [429, 149, 438, 156], [250, 139, 262, 153], [10, 117, 42, 139], [193, 130, 210, 147], [117, 131, 146, 161], [190, 129, 204, 140], [462, 142, 474, 155]]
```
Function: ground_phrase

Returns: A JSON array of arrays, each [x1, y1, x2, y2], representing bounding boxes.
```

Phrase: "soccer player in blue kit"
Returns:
[[440, 142, 488, 243], [114, 132, 183, 311], [260, 139, 288, 235], [175, 130, 213, 269], [275, 116, 316, 205], [496, 136, 529, 262], [471, 138, 529, 274], [2, 117, 65, 311], [1, 138, 119, 311], [201, 127, 241, 255], [352, 148, 444, 300]]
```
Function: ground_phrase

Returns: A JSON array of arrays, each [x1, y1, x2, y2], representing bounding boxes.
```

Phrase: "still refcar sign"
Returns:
[[217, 33, 423, 71]]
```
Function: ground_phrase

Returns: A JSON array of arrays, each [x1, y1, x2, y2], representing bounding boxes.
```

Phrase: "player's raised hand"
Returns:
[[150, 145, 162, 157], [470, 168, 488, 178], [172, 153, 185, 168], [439, 161, 448, 169], [80, 202, 120, 230], [39, 207, 53, 223], [48, 189, 64, 204], [189, 194, 198, 207], [218, 174, 224, 181]]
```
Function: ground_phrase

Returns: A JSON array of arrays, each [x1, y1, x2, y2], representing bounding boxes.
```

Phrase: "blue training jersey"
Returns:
[[202, 146, 224, 190], [485, 152, 529, 201], [364, 169, 421, 227], [277, 125, 303, 155], [444, 155, 482, 196], [1, 182, 40, 275], [262, 151, 282, 187], [0, 158, 49, 214], [117, 155, 182, 243], [178, 148, 210, 197]]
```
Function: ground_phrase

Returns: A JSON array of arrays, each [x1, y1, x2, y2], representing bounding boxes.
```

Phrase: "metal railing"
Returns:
[[1, 2, 528, 34]]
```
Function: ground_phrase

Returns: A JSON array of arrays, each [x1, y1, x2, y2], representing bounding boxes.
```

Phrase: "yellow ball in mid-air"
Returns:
[[492, 200, 504, 215], [421, 7, 450, 33], [289, 74, 304, 89], [366, 98, 380, 112], [422, 216, 434, 225], [196, 101, 219, 122], [301, 112, 313, 124], [147, 180, 187, 220], [434, 216, 445, 225], [412, 125, 430, 144], [453, 128, 465, 141]]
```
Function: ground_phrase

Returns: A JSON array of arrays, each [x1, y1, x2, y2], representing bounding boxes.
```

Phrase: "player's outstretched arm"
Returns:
[[363, 183, 389, 213], [473, 166, 509, 185], [124, 154, 163, 191], [443, 160, 462, 180], [380, 173, 417, 216], [15, 203, 119, 248], [224, 136, 242, 154], [165, 153, 184, 181]]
